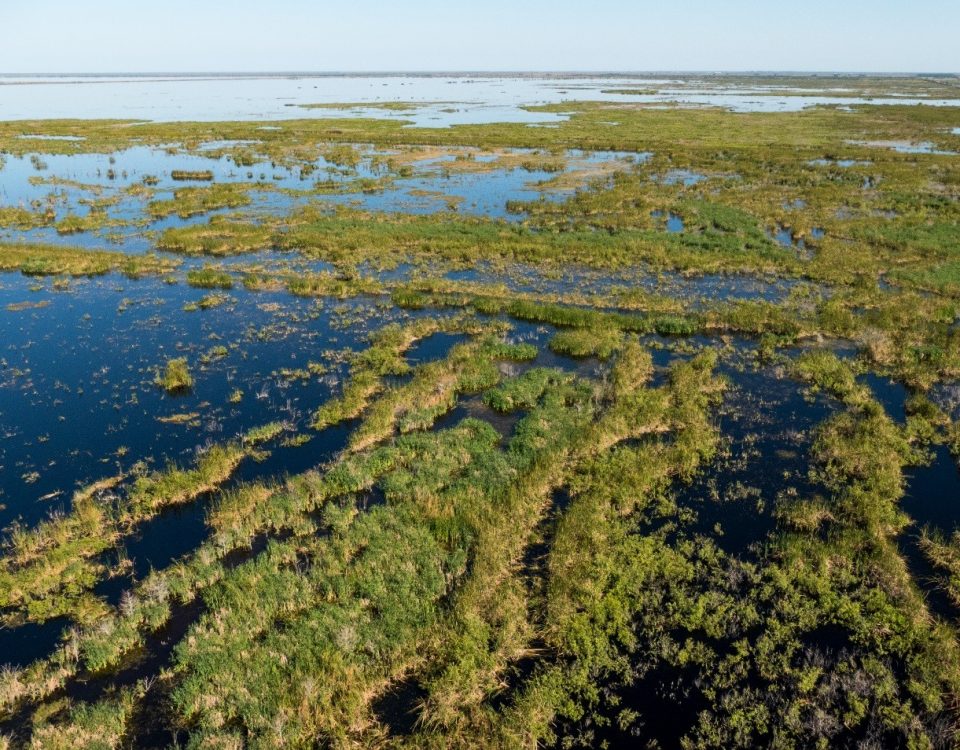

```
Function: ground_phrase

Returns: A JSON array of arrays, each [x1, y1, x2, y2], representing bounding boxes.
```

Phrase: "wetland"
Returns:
[[0, 72, 959, 748]]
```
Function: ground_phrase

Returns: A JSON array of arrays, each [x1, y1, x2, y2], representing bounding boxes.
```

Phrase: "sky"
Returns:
[[1, 0, 957, 74]]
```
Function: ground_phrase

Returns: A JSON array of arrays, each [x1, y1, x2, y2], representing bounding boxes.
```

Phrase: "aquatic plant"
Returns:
[[0, 207, 54, 230], [549, 326, 623, 358], [170, 170, 214, 181], [0, 242, 179, 277], [157, 357, 193, 394], [158, 216, 274, 256], [147, 183, 253, 219], [3, 80, 960, 748], [186, 267, 234, 289]]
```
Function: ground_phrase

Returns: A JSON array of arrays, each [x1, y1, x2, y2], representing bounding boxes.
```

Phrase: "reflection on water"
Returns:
[[651, 209, 684, 232], [848, 139, 958, 155], [2, 74, 960, 124], [0, 145, 646, 252]]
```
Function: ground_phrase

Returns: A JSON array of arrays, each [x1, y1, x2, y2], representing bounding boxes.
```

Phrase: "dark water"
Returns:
[[404, 331, 469, 365], [0, 616, 69, 669], [861, 371, 909, 423], [0, 273, 405, 529], [903, 445, 960, 537], [676, 350, 838, 554], [769, 223, 824, 259], [900, 445, 960, 622]]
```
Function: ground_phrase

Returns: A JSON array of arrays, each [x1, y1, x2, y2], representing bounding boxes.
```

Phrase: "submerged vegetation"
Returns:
[[1, 75, 960, 748]]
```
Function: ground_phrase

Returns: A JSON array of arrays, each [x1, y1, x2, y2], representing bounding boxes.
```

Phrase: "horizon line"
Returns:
[[1, 70, 958, 77]]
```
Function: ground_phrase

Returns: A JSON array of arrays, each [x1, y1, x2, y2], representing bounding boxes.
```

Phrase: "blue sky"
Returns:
[[2, 0, 957, 73]]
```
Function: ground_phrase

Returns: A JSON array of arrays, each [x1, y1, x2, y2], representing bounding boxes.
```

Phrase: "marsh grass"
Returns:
[[4, 87, 960, 747], [185, 268, 233, 289], [0, 207, 54, 231], [920, 529, 960, 608], [549, 326, 623, 359], [158, 216, 274, 256], [156, 358, 192, 394], [170, 170, 213, 181], [147, 183, 253, 219], [0, 243, 179, 278], [0, 422, 283, 645], [311, 316, 491, 431]]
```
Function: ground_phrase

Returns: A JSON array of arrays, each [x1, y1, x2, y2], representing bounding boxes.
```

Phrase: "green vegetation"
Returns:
[[312, 316, 489, 431], [53, 209, 119, 235], [2, 79, 960, 748], [549, 326, 623, 358], [185, 267, 233, 289], [0, 424, 281, 631], [0, 206, 54, 230], [0, 243, 179, 277], [156, 357, 193, 393], [791, 348, 869, 403], [147, 183, 253, 219], [170, 170, 213, 181], [287, 271, 382, 298], [157, 215, 273, 255]]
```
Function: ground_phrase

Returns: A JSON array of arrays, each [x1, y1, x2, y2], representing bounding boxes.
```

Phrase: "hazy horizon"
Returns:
[[2, 70, 958, 77]]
